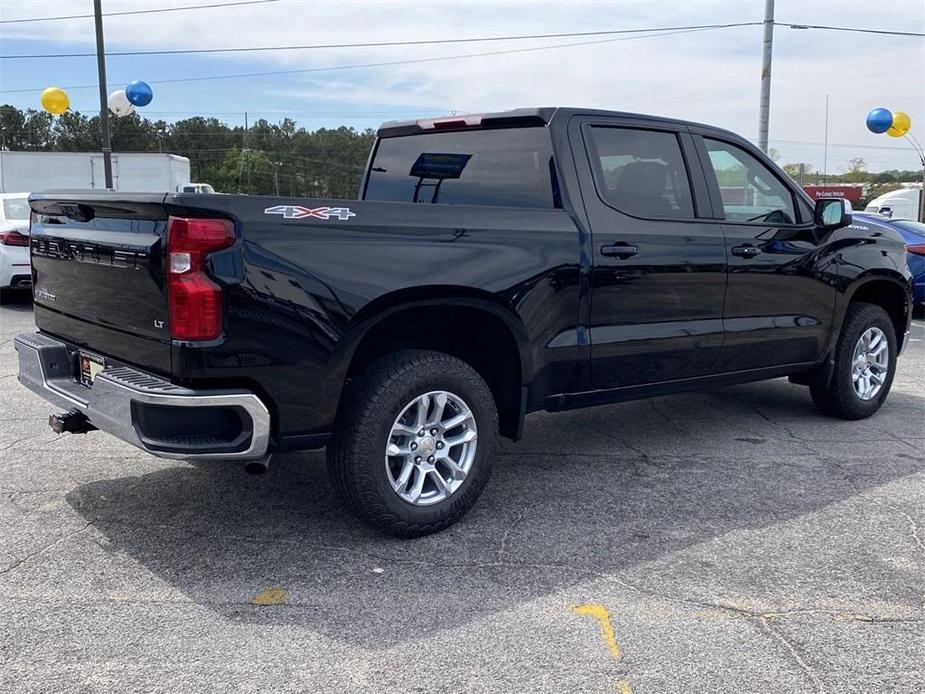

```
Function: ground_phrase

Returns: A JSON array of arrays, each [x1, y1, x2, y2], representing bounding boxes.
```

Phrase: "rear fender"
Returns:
[[321, 287, 533, 418], [333, 288, 532, 377]]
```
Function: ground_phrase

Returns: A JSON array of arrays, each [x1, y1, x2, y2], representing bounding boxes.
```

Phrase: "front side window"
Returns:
[[364, 127, 557, 209], [704, 139, 796, 224], [586, 127, 694, 219]]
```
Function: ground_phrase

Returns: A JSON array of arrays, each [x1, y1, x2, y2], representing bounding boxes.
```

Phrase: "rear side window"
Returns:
[[364, 128, 557, 208], [586, 127, 694, 219]]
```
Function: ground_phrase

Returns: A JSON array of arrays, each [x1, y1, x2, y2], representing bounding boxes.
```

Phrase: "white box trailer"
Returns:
[[864, 185, 923, 221], [0, 151, 191, 193]]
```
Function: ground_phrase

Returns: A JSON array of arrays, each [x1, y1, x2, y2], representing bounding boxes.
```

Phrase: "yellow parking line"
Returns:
[[571, 603, 621, 661], [251, 588, 286, 605]]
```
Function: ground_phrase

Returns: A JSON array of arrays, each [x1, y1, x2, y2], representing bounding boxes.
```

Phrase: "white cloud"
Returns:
[[1, 0, 923, 170]]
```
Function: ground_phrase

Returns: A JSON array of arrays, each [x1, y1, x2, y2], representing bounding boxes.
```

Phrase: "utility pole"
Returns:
[[823, 93, 830, 185], [0, 111, 6, 193], [93, 0, 113, 189], [237, 111, 249, 193], [757, 0, 775, 153], [244, 112, 251, 192], [919, 153, 925, 223]]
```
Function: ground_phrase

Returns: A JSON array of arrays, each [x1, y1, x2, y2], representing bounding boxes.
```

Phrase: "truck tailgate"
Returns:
[[29, 193, 172, 374]]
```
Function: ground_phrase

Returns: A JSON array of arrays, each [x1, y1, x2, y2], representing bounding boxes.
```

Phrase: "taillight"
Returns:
[[907, 244, 925, 256], [0, 230, 29, 247], [166, 216, 235, 341]]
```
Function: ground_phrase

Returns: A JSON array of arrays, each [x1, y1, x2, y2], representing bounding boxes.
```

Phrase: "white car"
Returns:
[[0, 193, 31, 303]]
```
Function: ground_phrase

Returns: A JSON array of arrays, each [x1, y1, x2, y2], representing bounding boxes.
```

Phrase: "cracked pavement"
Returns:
[[1, 293, 923, 693]]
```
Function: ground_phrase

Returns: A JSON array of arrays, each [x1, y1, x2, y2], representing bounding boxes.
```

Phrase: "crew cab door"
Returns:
[[693, 133, 837, 371], [568, 116, 727, 389]]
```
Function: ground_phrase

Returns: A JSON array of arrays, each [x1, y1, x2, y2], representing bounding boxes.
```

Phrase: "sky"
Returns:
[[0, 0, 923, 174]]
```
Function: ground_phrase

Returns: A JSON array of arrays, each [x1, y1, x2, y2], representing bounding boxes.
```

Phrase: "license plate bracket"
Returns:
[[78, 351, 105, 388]]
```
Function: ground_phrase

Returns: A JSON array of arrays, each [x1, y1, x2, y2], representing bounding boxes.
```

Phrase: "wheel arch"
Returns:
[[842, 272, 912, 353], [329, 286, 534, 440]]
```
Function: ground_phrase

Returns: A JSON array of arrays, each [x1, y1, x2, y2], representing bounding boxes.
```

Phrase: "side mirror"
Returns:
[[814, 198, 852, 230]]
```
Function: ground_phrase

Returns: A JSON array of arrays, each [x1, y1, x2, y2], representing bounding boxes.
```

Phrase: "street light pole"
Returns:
[[757, 0, 775, 153], [919, 154, 925, 223], [93, 0, 113, 190], [898, 135, 925, 223]]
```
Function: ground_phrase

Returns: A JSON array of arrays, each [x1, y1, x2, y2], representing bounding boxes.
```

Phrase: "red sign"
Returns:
[[803, 185, 863, 202]]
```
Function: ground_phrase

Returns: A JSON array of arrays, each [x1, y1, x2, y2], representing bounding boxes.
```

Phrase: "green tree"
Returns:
[[782, 162, 812, 183], [109, 113, 158, 152], [209, 148, 277, 194], [841, 157, 867, 183], [1, 106, 55, 150], [53, 111, 97, 150]]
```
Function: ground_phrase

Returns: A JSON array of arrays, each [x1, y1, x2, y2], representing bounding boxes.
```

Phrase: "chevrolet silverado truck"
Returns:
[[16, 108, 914, 536]]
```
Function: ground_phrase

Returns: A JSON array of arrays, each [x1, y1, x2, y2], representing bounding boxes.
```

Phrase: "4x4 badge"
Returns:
[[264, 205, 356, 221]]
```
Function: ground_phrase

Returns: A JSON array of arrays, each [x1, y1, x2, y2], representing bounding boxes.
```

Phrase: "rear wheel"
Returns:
[[810, 303, 897, 419], [327, 349, 496, 537]]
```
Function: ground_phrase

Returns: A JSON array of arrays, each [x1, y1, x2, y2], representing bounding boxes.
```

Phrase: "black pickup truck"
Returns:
[[16, 107, 913, 536]]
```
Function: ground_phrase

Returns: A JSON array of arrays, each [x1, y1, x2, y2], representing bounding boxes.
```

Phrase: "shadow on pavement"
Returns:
[[65, 379, 925, 647], [0, 290, 33, 310]]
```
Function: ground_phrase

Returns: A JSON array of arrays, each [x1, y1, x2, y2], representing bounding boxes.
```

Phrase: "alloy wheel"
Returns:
[[851, 327, 889, 401], [385, 390, 478, 506]]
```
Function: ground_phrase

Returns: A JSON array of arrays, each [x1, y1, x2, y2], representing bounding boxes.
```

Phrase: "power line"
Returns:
[[768, 139, 918, 152], [0, 25, 737, 94], [3, 18, 920, 57], [778, 22, 925, 38], [0, 22, 763, 59], [0, 0, 280, 25]]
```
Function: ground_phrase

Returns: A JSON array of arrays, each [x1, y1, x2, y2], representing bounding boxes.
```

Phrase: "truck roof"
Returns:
[[377, 106, 745, 142], [870, 188, 921, 200]]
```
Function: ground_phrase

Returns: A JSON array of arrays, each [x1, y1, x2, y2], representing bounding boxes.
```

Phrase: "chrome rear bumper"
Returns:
[[15, 332, 270, 461]]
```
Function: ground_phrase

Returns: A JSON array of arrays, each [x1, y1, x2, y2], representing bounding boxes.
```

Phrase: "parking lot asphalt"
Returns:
[[0, 294, 922, 694]]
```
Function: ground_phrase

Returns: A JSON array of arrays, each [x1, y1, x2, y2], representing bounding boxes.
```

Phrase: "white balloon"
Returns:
[[108, 89, 135, 117]]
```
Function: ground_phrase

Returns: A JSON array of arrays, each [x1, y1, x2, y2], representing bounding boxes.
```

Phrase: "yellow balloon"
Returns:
[[40, 87, 70, 115], [887, 111, 911, 138]]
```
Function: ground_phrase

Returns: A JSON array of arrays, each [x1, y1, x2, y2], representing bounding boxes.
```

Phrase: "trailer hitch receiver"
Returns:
[[49, 409, 98, 435]]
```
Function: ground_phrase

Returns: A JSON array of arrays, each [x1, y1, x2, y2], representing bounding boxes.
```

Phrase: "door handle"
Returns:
[[731, 244, 762, 258], [601, 243, 639, 259]]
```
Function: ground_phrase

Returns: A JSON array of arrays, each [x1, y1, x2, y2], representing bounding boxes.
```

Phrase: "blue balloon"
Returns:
[[125, 80, 153, 107], [866, 108, 893, 134]]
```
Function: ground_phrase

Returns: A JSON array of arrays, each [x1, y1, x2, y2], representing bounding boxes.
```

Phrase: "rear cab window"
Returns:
[[363, 127, 558, 209]]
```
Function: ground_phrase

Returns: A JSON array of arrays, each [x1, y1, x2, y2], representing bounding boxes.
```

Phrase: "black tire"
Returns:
[[810, 303, 897, 420], [0, 288, 9, 305], [326, 349, 497, 537]]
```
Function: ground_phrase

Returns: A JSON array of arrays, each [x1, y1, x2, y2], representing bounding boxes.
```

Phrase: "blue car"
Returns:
[[852, 212, 925, 306]]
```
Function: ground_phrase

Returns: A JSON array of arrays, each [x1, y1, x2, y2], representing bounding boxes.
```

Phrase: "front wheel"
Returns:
[[326, 350, 497, 537], [810, 302, 897, 420]]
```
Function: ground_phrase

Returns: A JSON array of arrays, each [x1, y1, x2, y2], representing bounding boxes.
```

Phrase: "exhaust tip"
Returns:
[[244, 458, 270, 476]]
